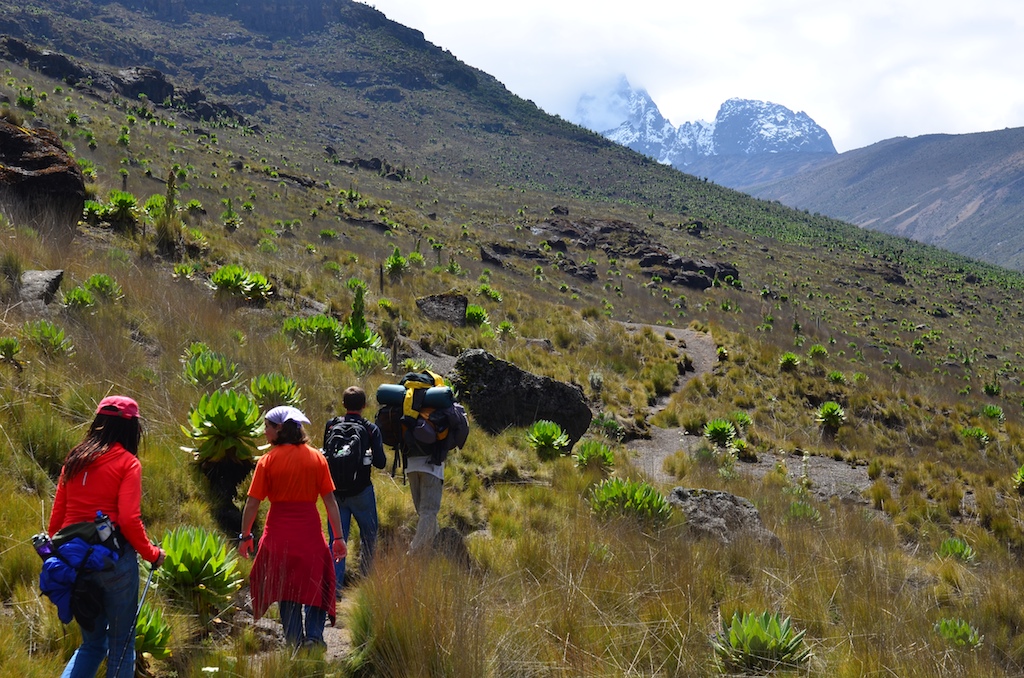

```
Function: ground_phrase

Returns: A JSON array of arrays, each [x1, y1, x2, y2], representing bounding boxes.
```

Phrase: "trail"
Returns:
[[623, 324, 874, 504]]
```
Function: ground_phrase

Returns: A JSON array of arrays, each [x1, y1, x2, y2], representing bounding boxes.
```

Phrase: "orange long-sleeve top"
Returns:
[[48, 442, 162, 564]]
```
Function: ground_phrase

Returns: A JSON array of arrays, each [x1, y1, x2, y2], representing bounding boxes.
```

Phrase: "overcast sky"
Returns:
[[359, 0, 1024, 153]]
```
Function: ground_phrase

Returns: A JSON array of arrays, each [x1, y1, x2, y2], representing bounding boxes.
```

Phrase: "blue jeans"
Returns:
[[278, 600, 327, 645], [327, 485, 379, 594], [61, 546, 140, 678]]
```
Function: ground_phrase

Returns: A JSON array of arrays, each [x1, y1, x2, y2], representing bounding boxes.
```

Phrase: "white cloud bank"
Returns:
[[360, 0, 1024, 152]]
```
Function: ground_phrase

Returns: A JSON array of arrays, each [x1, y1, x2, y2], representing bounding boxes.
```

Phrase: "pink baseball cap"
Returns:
[[96, 395, 139, 419]]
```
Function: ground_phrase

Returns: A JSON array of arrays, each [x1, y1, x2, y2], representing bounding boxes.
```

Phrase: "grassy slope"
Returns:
[[746, 128, 1024, 270], [3, 2, 1024, 675]]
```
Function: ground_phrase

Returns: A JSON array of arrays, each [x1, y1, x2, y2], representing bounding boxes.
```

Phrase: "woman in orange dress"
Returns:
[[239, 406, 345, 647]]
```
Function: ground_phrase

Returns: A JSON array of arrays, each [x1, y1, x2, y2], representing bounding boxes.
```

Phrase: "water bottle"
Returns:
[[94, 511, 113, 542], [31, 532, 53, 559]]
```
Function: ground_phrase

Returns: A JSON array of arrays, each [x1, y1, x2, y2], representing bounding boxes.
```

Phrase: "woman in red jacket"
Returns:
[[239, 405, 345, 648], [48, 395, 165, 678]]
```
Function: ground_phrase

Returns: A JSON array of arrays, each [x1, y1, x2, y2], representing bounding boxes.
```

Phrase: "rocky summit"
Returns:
[[574, 77, 836, 169]]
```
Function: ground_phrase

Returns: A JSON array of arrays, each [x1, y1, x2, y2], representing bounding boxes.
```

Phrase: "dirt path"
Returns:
[[623, 324, 874, 505]]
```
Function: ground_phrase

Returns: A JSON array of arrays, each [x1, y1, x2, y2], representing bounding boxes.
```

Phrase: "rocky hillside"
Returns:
[[745, 127, 1024, 270]]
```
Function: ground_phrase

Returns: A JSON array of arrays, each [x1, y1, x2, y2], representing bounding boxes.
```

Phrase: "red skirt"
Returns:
[[249, 501, 336, 623]]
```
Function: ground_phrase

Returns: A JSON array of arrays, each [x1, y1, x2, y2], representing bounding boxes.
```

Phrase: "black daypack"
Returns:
[[323, 416, 373, 497]]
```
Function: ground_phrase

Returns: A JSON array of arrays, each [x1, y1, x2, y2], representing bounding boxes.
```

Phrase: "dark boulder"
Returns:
[[115, 66, 175, 104], [416, 293, 467, 327], [452, 349, 592, 447], [0, 120, 84, 244], [668, 488, 782, 550]]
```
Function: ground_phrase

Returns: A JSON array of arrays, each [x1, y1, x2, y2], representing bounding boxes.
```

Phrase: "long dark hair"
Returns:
[[61, 414, 142, 483], [273, 420, 309, 446]]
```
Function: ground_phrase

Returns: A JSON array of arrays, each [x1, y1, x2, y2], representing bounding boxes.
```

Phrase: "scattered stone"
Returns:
[[668, 487, 782, 551], [416, 293, 467, 327], [18, 269, 64, 314]]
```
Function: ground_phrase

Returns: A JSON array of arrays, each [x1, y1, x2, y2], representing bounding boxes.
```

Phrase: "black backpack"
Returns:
[[323, 416, 373, 497]]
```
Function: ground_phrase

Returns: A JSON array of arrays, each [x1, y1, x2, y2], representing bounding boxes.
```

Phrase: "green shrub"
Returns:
[[1013, 464, 1024, 495], [778, 352, 800, 372], [816, 401, 846, 431], [183, 349, 240, 388], [588, 477, 672, 528], [476, 283, 502, 302], [981, 404, 1004, 421], [106, 190, 139, 232], [156, 526, 245, 627], [181, 390, 263, 465], [210, 264, 272, 304], [934, 617, 983, 650], [336, 285, 382, 357], [591, 412, 624, 441], [61, 286, 95, 311], [937, 537, 976, 563], [712, 611, 811, 673], [82, 200, 107, 224], [249, 372, 302, 409], [730, 411, 753, 432], [527, 420, 570, 461], [23, 319, 74, 357], [83, 273, 123, 301], [283, 313, 342, 354], [960, 426, 990, 447], [573, 439, 614, 477], [384, 246, 408, 279], [703, 419, 737, 449], [465, 304, 489, 327], [134, 601, 172, 674], [345, 347, 391, 376], [807, 343, 828, 358], [0, 336, 23, 370], [785, 500, 821, 523], [733, 438, 756, 462], [827, 370, 847, 384]]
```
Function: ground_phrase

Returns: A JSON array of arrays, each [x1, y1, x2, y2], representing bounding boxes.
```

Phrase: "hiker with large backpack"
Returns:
[[375, 371, 469, 553], [45, 395, 165, 678], [322, 386, 386, 597]]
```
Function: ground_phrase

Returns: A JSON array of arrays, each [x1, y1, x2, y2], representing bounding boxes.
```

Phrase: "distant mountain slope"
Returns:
[[573, 77, 836, 177], [745, 128, 1024, 270]]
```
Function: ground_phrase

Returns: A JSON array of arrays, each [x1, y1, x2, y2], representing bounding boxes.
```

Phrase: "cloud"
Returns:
[[362, 0, 1024, 152]]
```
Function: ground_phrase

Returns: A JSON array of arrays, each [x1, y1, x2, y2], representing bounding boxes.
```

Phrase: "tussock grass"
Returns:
[[5, 42, 1024, 677]]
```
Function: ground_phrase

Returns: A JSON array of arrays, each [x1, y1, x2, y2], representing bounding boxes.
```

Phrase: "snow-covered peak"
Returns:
[[571, 85, 836, 167]]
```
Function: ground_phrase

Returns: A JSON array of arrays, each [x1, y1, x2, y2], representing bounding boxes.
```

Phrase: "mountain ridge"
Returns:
[[573, 77, 836, 169]]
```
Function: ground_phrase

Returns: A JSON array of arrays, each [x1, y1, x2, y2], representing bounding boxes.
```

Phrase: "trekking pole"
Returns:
[[114, 562, 155, 677]]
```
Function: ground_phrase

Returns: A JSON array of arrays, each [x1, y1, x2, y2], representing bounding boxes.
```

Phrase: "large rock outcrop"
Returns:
[[451, 349, 592, 447], [668, 488, 782, 550], [0, 119, 84, 244]]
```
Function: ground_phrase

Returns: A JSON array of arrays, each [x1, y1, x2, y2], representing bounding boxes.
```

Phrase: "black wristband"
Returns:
[[239, 533, 253, 541]]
